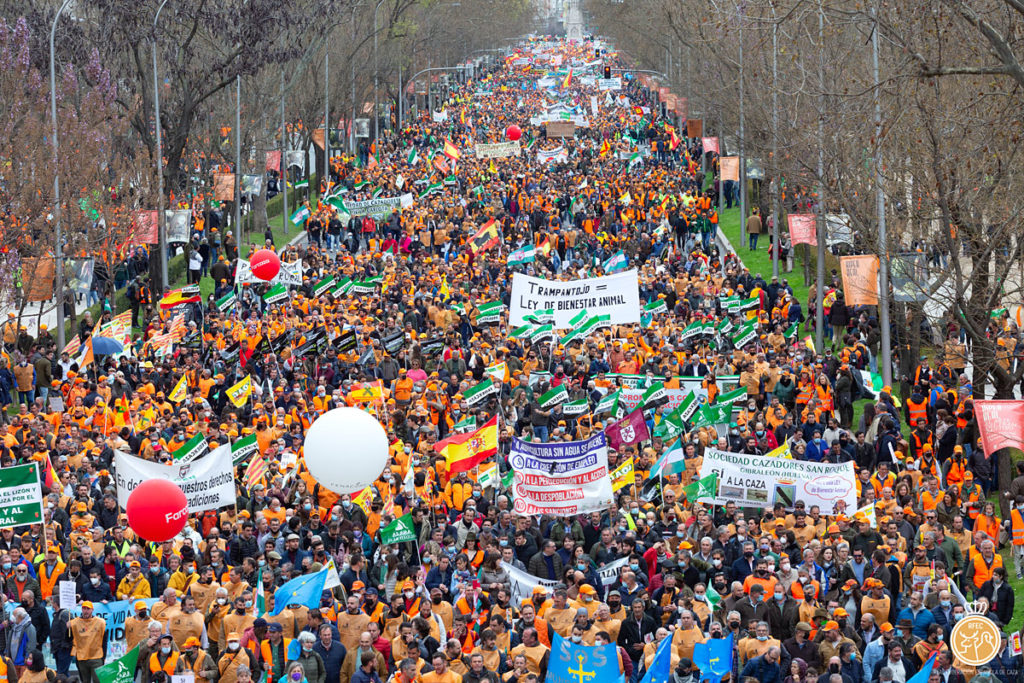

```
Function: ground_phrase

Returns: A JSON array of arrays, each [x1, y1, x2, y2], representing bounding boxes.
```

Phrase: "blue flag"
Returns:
[[693, 634, 734, 683], [545, 633, 624, 683], [271, 567, 329, 616], [640, 634, 674, 683], [906, 652, 937, 683]]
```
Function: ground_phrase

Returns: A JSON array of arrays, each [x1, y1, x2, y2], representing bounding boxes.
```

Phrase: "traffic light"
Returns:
[[604, 65, 611, 80], [594, 49, 600, 60]]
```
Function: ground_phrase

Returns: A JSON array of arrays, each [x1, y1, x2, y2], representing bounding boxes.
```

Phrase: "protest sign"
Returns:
[[475, 141, 521, 159], [70, 599, 159, 662], [509, 433, 614, 516], [235, 259, 303, 286], [788, 214, 817, 247], [114, 451, 236, 513], [345, 195, 411, 217], [0, 463, 43, 526], [510, 270, 641, 328], [699, 448, 857, 513], [974, 400, 1024, 455], [839, 255, 880, 306]]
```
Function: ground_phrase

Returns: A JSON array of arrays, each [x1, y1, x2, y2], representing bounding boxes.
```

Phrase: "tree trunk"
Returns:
[[252, 188, 269, 236]]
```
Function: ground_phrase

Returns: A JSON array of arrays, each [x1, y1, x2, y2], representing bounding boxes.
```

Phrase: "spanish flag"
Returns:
[[434, 415, 498, 474], [442, 139, 461, 161], [159, 288, 201, 309], [669, 127, 681, 151], [562, 68, 572, 89], [469, 219, 500, 254]]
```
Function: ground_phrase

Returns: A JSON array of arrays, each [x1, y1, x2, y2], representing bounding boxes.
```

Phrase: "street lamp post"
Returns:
[[373, 0, 386, 140], [152, 0, 170, 290], [49, 0, 74, 352]]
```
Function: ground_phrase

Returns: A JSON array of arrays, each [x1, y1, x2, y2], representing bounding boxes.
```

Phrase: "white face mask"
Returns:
[[228, 643, 240, 651]]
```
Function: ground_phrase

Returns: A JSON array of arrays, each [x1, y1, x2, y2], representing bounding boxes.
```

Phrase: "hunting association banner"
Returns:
[[699, 448, 857, 512], [509, 433, 614, 516], [509, 270, 641, 328], [475, 141, 521, 159]]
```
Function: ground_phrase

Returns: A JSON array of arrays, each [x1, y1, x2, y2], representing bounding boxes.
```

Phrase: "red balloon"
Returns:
[[250, 249, 281, 281], [126, 479, 189, 542], [506, 125, 522, 141]]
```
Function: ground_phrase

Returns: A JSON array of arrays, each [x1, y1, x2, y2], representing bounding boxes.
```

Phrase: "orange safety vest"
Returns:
[[150, 652, 180, 675], [260, 638, 293, 676], [1011, 509, 1024, 546], [970, 552, 1002, 589], [906, 398, 928, 425]]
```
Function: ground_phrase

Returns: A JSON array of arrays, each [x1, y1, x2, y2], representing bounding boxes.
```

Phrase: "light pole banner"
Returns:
[[509, 270, 641, 328], [699, 448, 857, 513], [839, 255, 880, 306], [113, 451, 237, 513], [0, 463, 44, 526]]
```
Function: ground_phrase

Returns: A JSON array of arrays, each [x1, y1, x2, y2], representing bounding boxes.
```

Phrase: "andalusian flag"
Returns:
[[681, 473, 719, 502], [653, 439, 687, 476], [407, 148, 420, 165], [784, 322, 799, 339], [168, 374, 188, 403], [433, 415, 499, 474], [508, 244, 536, 266], [227, 375, 253, 407], [603, 251, 628, 273], [290, 205, 311, 224]]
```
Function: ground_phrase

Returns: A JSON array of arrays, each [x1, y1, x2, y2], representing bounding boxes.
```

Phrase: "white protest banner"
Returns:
[[597, 77, 622, 90], [69, 598, 159, 662], [619, 385, 710, 411], [345, 196, 405, 217], [501, 561, 559, 605], [475, 141, 521, 159], [597, 557, 629, 586], [510, 270, 641, 328], [509, 433, 614, 516], [590, 95, 599, 117], [59, 580, 77, 610], [235, 259, 303, 286], [699, 448, 857, 513], [0, 463, 43, 526], [114, 450, 237, 513]]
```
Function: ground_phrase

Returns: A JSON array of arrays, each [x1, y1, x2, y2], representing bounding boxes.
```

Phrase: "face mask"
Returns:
[[577, 563, 587, 571], [245, 600, 253, 608], [754, 594, 763, 603], [217, 598, 227, 605], [712, 559, 722, 567], [774, 592, 785, 601], [404, 591, 414, 599], [940, 600, 951, 609], [259, 559, 267, 567], [228, 643, 240, 651], [161, 646, 172, 655], [343, 501, 352, 509], [895, 630, 903, 638], [186, 566, 194, 574], [729, 622, 740, 629], [432, 596, 442, 605], [618, 526, 626, 533], [829, 664, 839, 674], [629, 564, 639, 571], [303, 645, 313, 652], [151, 566, 160, 574], [781, 562, 791, 571], [571, 635, 582, 643], [304, 504, 312, 511], [676, 531, 686, 538], [953, 614, 964, 622], [837, 619, 847, 630], [91, 578, 100, 586]]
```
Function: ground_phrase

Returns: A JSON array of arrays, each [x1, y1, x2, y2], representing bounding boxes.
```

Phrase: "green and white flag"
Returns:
[[529, 324, 554, 342], [0, 464, 43, 527], [640, 382, 668, 409], [682, 473, 719, 503], [731, 321, 758, 348], [380, 513, 417, 544], [313, 276, 336, 297], [476, 301, 505, 325], [718, 317, 735, 336], [717, 387, 749, 406], [594, 389, 621, 416], [693, 402, 733, 428], [96, 645, 140, 683], [263, 283, 288, 304], [418, 182, 443, 199], [679, 321, 703, 341], [290, 205, 311, 224], [216, 291, 237, 312], [463, 378, 498, 406], [568, 310, 590, 328], [538, 383, 569, 408], [562, 397, 589, 415], [352, 276, 383, 294], [510, 324, 535, 339], [644, 299, 667, 315], [784, 322, 799, 339], [231, 433, 260, 465], [255, 568, 267, 617], [353, 180, 370, 191], [603, 250, 628, 273], [443, 175, 457, 186], [453, 416, 477, 433], [293, 179, 309, 190], [525, 309, 555, 325], [407, 148, 420, 165], [677, 390, 700, 422], [332, 277, 354, 297], [508, 244, 537, 266], [739, 296, 760, 311], [653, 411, 685, 440], [478, 464, 499, 489], [173, 433, 209, 463]]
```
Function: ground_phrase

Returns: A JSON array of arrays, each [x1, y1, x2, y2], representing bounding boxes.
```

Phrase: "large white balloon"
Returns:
[[304, 408, 388, 493]]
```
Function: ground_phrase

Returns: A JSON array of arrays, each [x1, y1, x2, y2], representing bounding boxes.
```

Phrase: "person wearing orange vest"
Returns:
[[259, 623, 292, 683], [35, 545, 66, 602], [905, 387, 929, 426], [148, 635, 186, 683], [964, 539, 1003, 592], [909, 419, 933, 461], [1009, 504, 1024, 579]]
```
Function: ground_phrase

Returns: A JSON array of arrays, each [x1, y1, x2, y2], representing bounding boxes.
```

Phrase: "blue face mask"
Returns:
[[629, 564, 640, 571], [577, 564, 587, 571], [940, 600, 951, 609], [304, 504, 312, 511]]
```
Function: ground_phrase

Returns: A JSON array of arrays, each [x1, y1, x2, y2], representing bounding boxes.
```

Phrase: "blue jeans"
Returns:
[[54, 649, 72, 676], [749, 233, 759, 249], [534, 425, 549, 442], [19, 390, 34, 406]]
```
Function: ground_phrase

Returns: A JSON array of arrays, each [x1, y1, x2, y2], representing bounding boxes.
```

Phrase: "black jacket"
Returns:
[[617, 613, 658, 661]]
